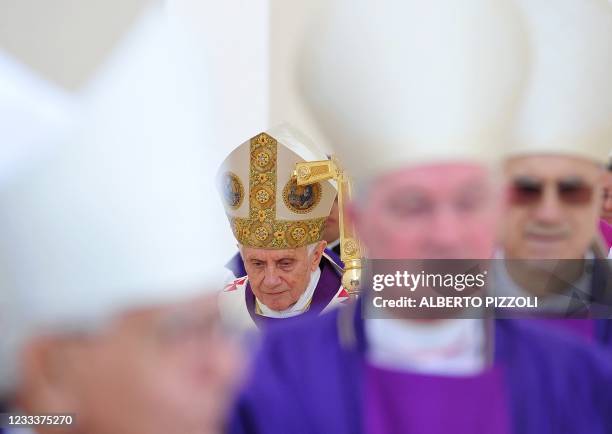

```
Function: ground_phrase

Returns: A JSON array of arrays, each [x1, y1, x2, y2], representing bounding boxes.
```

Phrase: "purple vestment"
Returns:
[[229, 300, 612, 434], [365, 364, 511, 434]]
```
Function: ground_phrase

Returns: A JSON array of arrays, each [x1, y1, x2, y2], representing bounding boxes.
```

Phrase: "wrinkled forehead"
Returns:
[[240, 245, 306, 261], [365, 162, 494, 200], [505, 154, 603, 180]]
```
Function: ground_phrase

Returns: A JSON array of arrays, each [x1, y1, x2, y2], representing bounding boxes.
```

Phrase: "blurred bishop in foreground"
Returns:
[[229, 1, 612, 433], [0, 2, 240, 433]]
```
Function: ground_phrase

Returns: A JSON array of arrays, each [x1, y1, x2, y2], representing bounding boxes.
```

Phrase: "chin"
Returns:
[[522, 249, 572, 262], [262, 296, 291, 311], [268, 302, 291, 311]]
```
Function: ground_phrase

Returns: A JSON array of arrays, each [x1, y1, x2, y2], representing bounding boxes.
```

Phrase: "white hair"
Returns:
[[306, 242, 319, 258]]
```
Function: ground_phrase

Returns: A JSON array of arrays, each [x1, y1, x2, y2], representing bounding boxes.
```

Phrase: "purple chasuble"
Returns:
[[228, 299, 612, 434], [529, 318, 595, 342], [364, 365, 511, 434]]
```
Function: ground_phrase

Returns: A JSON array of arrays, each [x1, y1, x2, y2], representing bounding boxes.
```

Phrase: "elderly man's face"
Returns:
[[352, 163, 499, 259], [601, 171, 612, 225], [19, 294, 240, 434], [242, 242, 326, 311], [503, 155, 603, 260]]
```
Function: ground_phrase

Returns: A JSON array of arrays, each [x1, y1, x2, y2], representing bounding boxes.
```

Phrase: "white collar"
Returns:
[[257, 267, 321, 318], [365, 318, 486, 376], [327, 238, 340, 249]]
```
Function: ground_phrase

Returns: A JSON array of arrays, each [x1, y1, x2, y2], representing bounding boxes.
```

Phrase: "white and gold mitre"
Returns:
[[298, 0, 528, 179], [506, 0, 612, 164], [217, 124, 336, 249]]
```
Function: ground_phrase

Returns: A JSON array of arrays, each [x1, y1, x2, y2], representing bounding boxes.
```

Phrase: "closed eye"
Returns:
[[278, 260, 295, 269], [385, 196, 433, 217]]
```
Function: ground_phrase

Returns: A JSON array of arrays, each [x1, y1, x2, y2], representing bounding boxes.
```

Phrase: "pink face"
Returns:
[[21, 294, 242, 434], [502, 155, 603, 260], [351, 163, 500, 259]]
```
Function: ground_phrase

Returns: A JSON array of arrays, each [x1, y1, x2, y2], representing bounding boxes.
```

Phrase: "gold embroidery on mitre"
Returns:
[[228, 132, 326, 249], [231, 216, 326, 248]]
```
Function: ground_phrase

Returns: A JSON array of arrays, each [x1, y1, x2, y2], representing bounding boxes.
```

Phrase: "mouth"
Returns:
[[261, 289, 289, 297], [524, 233, 567, 243]]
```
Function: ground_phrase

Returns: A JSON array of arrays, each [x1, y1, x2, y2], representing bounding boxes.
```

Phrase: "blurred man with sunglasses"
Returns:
[[496, 0, 612, 343], [503, 156, 606, 261], [499, 155, 612, 343]]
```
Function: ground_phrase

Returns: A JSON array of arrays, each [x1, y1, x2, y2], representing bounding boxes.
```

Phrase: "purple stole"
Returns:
[[244, 256, 343, 328], [228, 298, 612, 434], [365, 365, 511, 434]]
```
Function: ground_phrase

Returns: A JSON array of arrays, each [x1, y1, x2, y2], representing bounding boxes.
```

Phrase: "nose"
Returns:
[[262, 265, 282, 287], [533, 185, 563, 223], [427, 207, 463, 252]]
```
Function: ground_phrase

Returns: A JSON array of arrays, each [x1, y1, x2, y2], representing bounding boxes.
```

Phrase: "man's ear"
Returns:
[[310, 241, 327, 272], [16, 335, 89, 415]]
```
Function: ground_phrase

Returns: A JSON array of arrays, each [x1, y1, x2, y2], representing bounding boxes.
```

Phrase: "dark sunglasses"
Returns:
[[509, 176, 593, 206]]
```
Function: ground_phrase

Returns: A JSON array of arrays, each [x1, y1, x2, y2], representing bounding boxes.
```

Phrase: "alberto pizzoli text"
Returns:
[[372, 296, 539, 309]]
